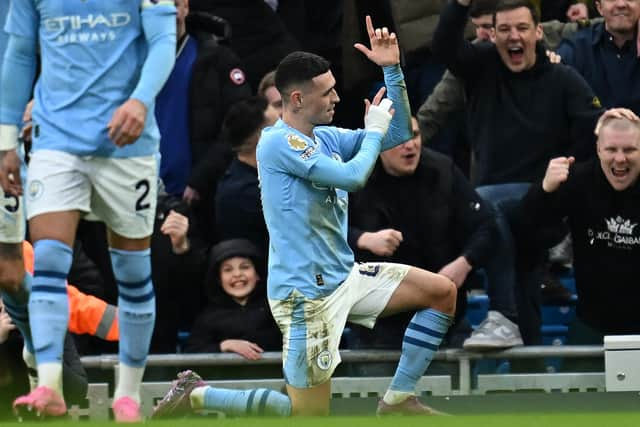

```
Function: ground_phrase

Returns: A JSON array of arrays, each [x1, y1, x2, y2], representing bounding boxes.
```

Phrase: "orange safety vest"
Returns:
[[22, 241, 119, 341]]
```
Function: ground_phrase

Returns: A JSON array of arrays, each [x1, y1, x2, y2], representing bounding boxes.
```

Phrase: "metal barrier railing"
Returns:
[[81, 345, 605, 395], [74, 346, 607, 421]]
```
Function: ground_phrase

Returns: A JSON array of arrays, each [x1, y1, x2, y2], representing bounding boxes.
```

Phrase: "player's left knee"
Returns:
[[430, 275, 457, 315]]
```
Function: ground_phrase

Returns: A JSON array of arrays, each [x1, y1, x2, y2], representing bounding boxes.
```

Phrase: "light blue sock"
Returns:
[[203, 387, 291, 417], [110, 248, 155, 368], [1, 272, 34, 353], [29, 240, 72, 364], [389, 309, 453, 392]]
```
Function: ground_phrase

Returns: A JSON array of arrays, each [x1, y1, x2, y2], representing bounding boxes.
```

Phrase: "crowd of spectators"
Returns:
[[2, 0, 640, 413]]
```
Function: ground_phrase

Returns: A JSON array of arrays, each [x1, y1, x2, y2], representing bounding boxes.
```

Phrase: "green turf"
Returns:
[[5, 413, 640, 427]]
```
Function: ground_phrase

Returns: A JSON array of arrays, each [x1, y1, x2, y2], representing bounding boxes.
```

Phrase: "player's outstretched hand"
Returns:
[[542, 156, 575, 193], [220, 339, 264, 361], [354, 15, 400, 67], [0, 149, 23, 196], [160, 210, 190, 254], [108, 99, 147, 147]]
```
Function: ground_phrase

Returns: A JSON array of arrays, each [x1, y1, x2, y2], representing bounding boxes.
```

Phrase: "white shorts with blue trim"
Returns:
[[26, 150, 157, 239], [269, 262, 410, 388]]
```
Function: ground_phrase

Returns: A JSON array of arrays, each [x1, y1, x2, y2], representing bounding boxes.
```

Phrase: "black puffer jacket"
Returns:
[[185, 239, 281, 353], [186, 12, 252, 195]]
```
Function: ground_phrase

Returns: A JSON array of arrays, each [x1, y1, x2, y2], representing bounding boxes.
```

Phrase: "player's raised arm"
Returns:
[[305, 87, 392, 192], [354, 15, 411, 151], [108, 0, 177, 147]]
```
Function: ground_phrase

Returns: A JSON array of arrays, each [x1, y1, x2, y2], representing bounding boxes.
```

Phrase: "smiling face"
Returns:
[[494, 6, 542, 72], [380, 117, 422, 176], [219, 256, 259, 306], [299, 70, 340, 126], [597, 0, 640, 38], [597, 119, 640, 191]]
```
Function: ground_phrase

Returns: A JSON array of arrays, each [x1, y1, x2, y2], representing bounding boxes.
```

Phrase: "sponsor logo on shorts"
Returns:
[[358, 264, 380, 277], [316, 350, 332, 371], [28, 180, 44, 201]]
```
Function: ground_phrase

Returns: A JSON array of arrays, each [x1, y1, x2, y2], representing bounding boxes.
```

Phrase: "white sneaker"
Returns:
[[463, 311, 524, 350]]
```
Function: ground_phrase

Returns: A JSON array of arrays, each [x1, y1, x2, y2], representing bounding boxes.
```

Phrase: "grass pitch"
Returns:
[[4, 413, 640, 427]]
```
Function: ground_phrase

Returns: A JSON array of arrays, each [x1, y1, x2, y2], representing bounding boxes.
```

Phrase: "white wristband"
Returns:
[[0, 124, 19, 151], [365, 103, 393, 135]]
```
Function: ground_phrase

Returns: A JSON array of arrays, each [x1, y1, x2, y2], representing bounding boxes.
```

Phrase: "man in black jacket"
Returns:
[[150, 0, 252, 353], [432, 0, 603, 347], [518, 112, 640, 364], [349, 117, 500, 355], [156, 0, 252, 243]]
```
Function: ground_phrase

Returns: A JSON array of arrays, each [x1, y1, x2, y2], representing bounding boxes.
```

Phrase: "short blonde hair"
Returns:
[[596, 115, 640, 139]]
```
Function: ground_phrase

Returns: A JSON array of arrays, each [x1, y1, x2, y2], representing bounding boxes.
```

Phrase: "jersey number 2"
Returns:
[[135, 179, 151, 211]]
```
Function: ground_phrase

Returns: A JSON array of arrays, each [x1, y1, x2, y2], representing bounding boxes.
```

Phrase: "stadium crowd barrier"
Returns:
[[73, 346, 606, 420]]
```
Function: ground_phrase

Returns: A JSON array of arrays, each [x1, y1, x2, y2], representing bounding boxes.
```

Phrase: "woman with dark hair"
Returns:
[[184, 239, 281, 359]]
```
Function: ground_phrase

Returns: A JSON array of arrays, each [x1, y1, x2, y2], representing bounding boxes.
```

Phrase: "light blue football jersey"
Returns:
[[257, 65, 412, 301], [258, 120, 367, 300], [4, 0, 175, 157], [0, 2, 8, 80]]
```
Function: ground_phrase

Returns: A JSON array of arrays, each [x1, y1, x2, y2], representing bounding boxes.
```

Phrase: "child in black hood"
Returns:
[[184, 239, 281, 359]]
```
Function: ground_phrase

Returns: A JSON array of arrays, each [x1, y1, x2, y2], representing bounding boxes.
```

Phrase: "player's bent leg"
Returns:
[[286, 379, 331, 416], [108, 231, 154, 422], [379, 267, 456, 415], [381, 267, 457, 317]]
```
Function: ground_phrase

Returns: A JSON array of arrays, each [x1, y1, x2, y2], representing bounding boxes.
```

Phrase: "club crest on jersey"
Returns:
[[287, 134, 307, 151], [316, 350, 332, 371]]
